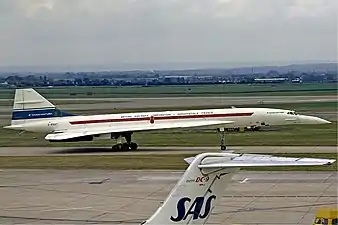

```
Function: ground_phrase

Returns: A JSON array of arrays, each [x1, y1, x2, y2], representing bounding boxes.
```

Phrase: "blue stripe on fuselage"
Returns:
[[12, 108, 75, 120]]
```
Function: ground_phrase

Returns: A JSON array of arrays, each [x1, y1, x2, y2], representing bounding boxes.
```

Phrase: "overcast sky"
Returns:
[[0, 0, 337, 69]]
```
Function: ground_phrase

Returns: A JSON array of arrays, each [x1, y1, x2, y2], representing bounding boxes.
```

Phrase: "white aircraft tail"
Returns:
[[9, 88, 74, 126], [142, 152, 335, 225]]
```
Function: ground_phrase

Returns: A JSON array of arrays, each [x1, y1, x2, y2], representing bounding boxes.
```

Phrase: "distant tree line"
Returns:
[[0, 70, 337, 88]]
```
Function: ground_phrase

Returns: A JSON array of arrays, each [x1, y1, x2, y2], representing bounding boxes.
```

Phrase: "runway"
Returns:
[[0, 170, 336, 224], [0, 146, 337, 156]]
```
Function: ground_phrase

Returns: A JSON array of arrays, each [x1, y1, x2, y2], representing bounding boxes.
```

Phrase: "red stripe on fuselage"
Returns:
[[69, 112, 254, 125]]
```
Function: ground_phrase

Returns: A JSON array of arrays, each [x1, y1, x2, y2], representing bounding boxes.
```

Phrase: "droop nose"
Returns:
[[299, 115, 331, 124]]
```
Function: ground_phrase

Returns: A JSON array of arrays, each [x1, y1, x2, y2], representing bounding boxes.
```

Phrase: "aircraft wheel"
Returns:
[[112, 144, 123, 151], [221, 145, 226, 151], [130, 142, 138, 150], [121, 143, 130, 151]]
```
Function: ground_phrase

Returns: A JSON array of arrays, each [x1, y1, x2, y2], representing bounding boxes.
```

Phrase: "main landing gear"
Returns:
[[111, 132, 138, 151], [111, 143, 138, 151], [217, 128, 227, 151], [110, 129, 227, 151]]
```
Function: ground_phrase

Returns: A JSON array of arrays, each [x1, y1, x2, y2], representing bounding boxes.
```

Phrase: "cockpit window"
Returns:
[[287, 111, 298, 115]]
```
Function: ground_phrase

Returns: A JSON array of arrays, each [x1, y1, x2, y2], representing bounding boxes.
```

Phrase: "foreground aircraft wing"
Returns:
[[184, 153, 336, 168], [45, 120, 233, 141], [142, 152, 335, 225]]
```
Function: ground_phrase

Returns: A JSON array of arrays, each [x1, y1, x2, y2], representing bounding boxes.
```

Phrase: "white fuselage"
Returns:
[[8, 107, 330, 134]]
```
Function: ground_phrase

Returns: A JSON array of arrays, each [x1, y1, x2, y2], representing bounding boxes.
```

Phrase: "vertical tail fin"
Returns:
[[143, 152, 335, 225], [143, 153, 237, 225], [13, 88, 55, 110], [10, 88, 74, 125]]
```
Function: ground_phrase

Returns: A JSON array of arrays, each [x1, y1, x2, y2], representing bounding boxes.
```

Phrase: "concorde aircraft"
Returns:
[[141, 152, 335, 224], [4, 88, 330, 151]]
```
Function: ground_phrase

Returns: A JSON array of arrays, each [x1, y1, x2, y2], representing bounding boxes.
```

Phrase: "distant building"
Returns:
[[0, 81, 9, 86], [291, 78, 302, 83], [254, 78, 288, 83]]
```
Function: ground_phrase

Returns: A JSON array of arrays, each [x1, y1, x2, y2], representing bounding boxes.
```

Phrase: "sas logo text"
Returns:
[[170, 195, 216, 222]]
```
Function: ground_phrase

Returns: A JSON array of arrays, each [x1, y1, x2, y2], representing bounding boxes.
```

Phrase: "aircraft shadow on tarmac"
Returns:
[[49, 147, 166, 154]]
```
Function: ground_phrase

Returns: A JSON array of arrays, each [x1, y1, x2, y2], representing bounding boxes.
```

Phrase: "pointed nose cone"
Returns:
[[299, 115, 331, 124], [319, 118, 332, 124]]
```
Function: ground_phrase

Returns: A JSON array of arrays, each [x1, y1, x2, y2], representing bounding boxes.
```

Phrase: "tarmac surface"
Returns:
[[0, 146, 337, 156], [56, 95, 338, 111], [0, 170, 336, 225], [0, 95, 336, 113]]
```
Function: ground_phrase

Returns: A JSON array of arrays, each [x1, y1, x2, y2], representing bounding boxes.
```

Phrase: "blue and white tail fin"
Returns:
[[142, 152, 335, 225], [10, 88, 74, 126]]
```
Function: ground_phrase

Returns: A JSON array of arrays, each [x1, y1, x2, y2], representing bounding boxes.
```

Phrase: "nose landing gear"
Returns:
[[217, 127, 226, 151]]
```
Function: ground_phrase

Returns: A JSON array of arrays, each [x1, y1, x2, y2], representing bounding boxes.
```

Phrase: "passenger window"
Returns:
[[315, 218, 322, 224]]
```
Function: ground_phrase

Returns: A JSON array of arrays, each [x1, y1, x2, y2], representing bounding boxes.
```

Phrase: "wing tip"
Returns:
[[325, 159, 336, 165]]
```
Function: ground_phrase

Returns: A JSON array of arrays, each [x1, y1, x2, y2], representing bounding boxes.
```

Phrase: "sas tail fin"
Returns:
[[9, 88, 74, 126], [142, 152, 335, 225]]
